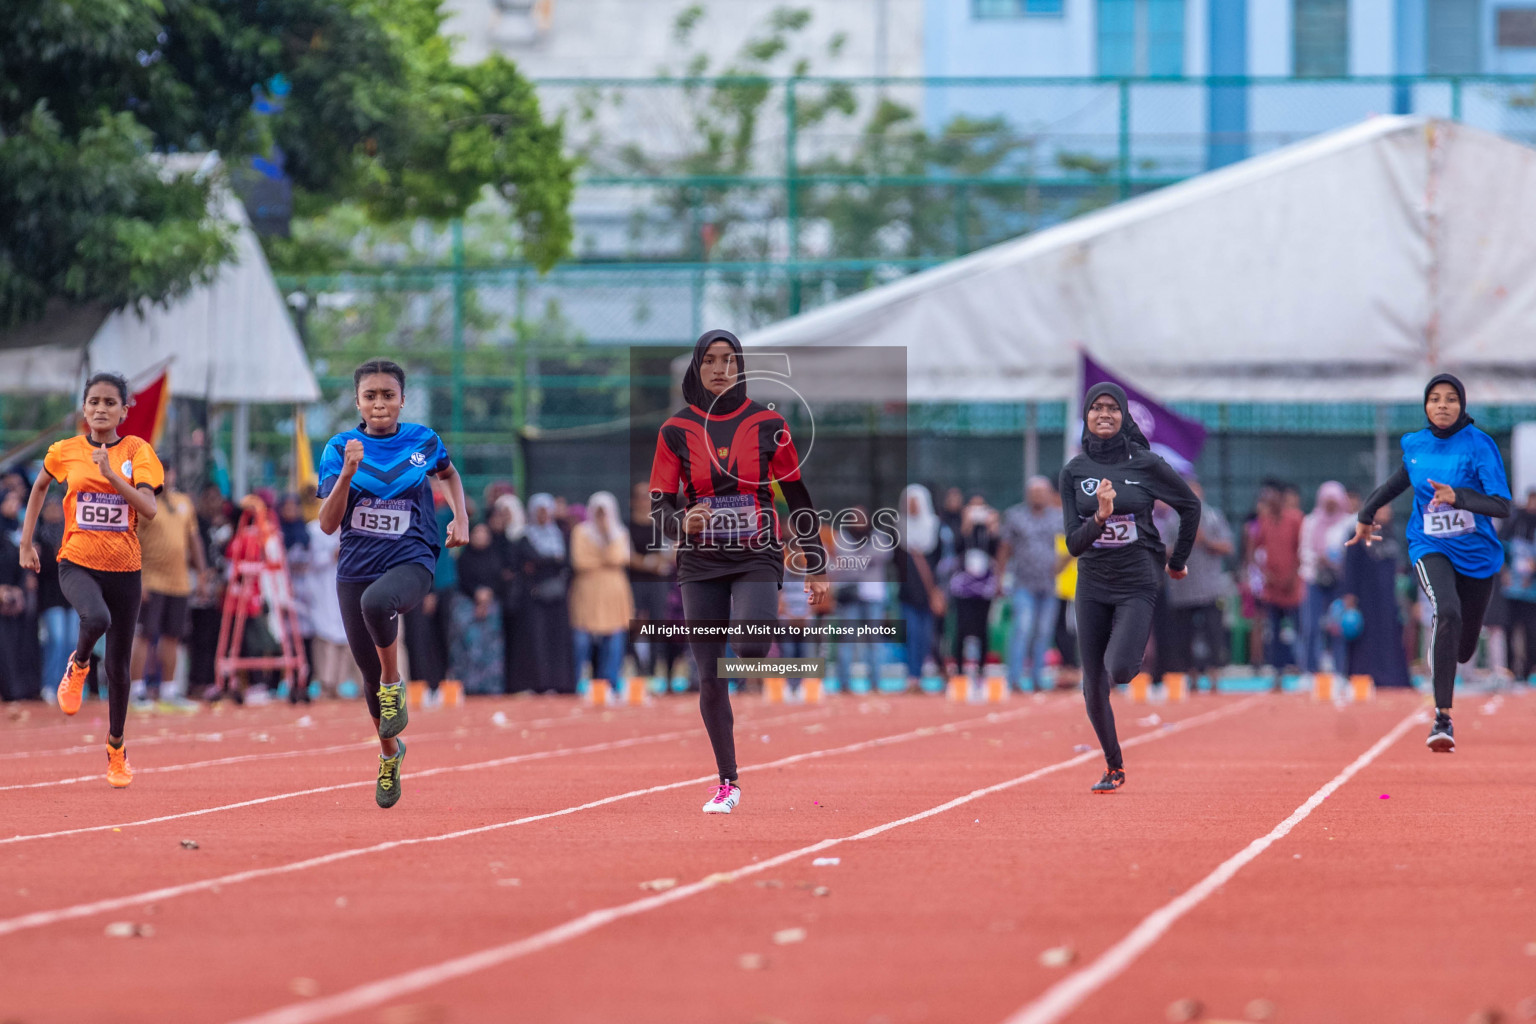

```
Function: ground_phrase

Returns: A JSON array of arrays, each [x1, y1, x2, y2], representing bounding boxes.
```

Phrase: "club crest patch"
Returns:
[[1080, 478, 1100, 496], [716, 446, 730, 459]]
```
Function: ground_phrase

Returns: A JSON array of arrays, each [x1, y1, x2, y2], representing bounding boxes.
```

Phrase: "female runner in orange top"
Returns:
[[19, 372, 163, 788]]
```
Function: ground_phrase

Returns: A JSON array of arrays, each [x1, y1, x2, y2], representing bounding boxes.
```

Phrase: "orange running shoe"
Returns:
[[106, 743, 133, 788], [58, 656, 89, 716]]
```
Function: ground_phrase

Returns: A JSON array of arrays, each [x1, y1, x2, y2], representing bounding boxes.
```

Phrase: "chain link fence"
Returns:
[[10, 75, 1536, 519]]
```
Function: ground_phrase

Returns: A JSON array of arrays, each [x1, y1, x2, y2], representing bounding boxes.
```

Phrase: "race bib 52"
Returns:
[[1093, 513, 1139, 549]]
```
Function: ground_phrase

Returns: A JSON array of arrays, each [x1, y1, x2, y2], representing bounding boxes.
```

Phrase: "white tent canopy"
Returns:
[[0, 155, 318, 404], [744, 116, 1536, 404]]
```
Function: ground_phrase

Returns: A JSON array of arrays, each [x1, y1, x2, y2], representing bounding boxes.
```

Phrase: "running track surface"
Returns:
[[2, 689, 1533, 1024]]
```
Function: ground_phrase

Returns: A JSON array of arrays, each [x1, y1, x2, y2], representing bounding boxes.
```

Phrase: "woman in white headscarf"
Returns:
[[1299, 480, 1352, 673], [495, 493, 526, 541], [896, 484, 947, 690], [569, 491, 634, 687], [512, 493, 575, 692]]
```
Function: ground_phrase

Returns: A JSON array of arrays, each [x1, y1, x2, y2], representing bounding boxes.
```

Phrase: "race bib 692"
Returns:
[[75, 492, 129, 532]]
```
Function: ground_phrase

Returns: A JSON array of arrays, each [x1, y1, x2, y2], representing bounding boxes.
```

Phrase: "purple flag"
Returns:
[[1082, 352, 1206, 475]]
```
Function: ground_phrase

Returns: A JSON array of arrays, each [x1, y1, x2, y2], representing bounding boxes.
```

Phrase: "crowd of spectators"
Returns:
[[4, 467, 1534, 703]]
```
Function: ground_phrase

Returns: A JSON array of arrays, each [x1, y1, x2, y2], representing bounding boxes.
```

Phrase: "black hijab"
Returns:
[[1081, 382, 1151, 463], [682, 329, 748, 415], [458, 528, 507, 597], [1424, 373, 1474, 439]]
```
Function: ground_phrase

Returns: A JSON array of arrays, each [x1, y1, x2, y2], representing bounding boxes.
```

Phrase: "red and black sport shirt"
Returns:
[[649, 399, 825, 583]]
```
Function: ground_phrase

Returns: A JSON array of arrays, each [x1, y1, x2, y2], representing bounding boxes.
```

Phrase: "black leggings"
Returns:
[[681, 576, 779, 784], [1413, 553, 1497, 709], [1076, 591, 1157, 771], [59, 561, 141, 739], [338, 564, 434, 719]]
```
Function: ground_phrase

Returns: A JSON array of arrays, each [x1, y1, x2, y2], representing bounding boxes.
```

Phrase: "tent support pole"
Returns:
[[1374, 404, 1389, 486], [1023, 401, 1039, 489], [232, 401, 250, 499], [1218, 402, 1230, 516]]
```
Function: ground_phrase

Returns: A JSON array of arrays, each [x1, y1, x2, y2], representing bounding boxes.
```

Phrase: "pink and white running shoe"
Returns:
[[702, 782, 741, 814]]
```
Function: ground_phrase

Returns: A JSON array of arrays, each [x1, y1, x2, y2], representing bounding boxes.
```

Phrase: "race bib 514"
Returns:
[[1423, 507, 1474, 538]]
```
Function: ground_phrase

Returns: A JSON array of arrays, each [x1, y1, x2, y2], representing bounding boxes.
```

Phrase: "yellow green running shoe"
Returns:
[[375, 739, 406, 809], [377, 681, 409, 739]]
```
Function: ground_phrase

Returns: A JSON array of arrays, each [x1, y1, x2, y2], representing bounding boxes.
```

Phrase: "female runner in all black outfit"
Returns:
[[1060, 383, 1201, 793]]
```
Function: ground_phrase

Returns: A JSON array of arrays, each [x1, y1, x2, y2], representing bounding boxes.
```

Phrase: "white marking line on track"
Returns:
[[0, 735, 444, 791], [999, 707, 1424, 1024], [0, 711, 396, 761], [0, 707, 660, 788], [0, 704, 1047, 939], [0, 709, 358, 746], [0, 707, 832, 845], [0, 705, 631, 763], [219, 697, 1261, 1024]]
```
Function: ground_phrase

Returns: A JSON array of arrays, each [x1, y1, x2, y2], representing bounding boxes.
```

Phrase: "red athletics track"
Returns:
[[1, 689, 1532, 1024]]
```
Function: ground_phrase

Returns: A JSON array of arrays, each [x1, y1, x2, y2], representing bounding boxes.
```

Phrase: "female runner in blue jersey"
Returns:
[[319, 360, 470, 807], [1351, 374, 1510, 752]]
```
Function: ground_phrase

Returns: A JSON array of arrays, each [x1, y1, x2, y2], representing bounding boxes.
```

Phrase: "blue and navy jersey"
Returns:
[[318, 422, 451, 583], [1401, 425, 1510, 578]]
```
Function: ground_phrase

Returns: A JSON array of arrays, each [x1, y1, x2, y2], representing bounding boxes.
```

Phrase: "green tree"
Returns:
[[0, 0, 575, 331]]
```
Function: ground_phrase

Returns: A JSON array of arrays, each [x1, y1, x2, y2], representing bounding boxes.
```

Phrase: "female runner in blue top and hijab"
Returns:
[[319, 359, 471, 807], [1351, 373, 1511, 752]]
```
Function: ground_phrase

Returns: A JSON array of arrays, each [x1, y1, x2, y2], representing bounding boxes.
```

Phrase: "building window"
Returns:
[[1097, 0, 1185, 75], [1497, 7, 1536, 47], [1427, 0, 1482, 72], [1293, 0, 1348, 76], [974, 0, 1066, 16]]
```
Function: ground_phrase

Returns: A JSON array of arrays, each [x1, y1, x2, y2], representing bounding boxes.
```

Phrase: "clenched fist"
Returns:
[[1095, 479, 1117, 521]]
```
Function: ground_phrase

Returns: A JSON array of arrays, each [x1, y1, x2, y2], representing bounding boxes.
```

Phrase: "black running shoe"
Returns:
[[1091, 768, 1126, 793], [1427, 713, 1455, 753]]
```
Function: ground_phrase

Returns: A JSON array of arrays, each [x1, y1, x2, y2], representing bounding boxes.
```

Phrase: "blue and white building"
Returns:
[[924, 0, 1536, 172]]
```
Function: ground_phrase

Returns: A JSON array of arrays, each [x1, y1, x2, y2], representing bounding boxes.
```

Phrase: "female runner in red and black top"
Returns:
[[649, 329, 830, 814]]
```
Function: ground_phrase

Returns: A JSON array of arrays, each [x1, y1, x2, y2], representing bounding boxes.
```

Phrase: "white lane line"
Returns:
[[0, 736, 442, 791], [0, 704, 645, 763], [999, 708, 1423, 1024], [0, 706, 837, 844], [0, 706, 671, 789], [0, 705, 1050, 939], [3, 733, 225, 762], [0, 709, 363, 749], [219, 698, 1260, 1024]]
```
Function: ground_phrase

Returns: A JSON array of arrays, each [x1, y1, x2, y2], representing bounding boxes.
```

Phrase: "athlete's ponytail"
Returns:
[[83, 372, 130, 404], [354, 359, 406, 393]]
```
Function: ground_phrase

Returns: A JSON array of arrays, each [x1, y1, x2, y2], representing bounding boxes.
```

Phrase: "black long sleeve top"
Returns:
[[1060, 447, 1201, 602]]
